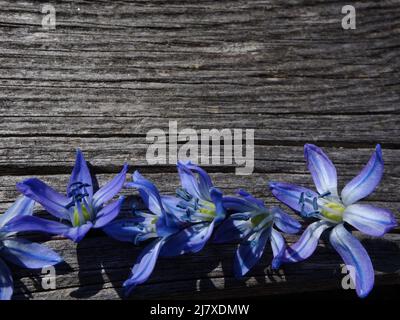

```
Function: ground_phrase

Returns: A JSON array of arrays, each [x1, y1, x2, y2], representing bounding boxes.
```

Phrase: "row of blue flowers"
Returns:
[[0, 144, 396, 299]]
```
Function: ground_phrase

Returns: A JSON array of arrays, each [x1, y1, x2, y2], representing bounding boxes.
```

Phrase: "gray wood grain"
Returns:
[[0, 0, 399, 299]]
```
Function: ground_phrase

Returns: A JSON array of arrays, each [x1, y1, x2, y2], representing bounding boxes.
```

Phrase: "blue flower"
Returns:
[[104, 161, 225, 296], [269, 144, 397, 298], [214, 189, 301, 277], [7, 149, 127, 243], [159, 161, 226, 256], [103, 170, 186, 295], [0, 197, 62, 300]]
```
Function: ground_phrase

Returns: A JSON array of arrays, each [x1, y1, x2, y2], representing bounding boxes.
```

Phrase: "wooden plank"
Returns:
[[0, 115, 399, 146], [0, 138, 399, 169]]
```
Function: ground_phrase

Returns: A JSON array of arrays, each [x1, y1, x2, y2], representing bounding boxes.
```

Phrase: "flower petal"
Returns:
[[4, 215, 92, 243], [234, 229, 269, 277], [182, 161, 213, 199], [341, 145, 384, 206], [67, 149, 93, 198], [177, 161, 212, 201], [304, 144, 338, 197], [0, 196, 34, 228], [236, 189, 265, 208], [160, 221, 216, 256], [343, 204, 397, 237], [123, 238, 165, 296], [155, 214, 182, 238], [93, 196, 125, 229], [1, 238, 62, 269], [16, 178, 70, 220], [283, 220, 332, 263], [0, 258, 13, 300], [329, 224, 374, 298], [272, 207, 302, 234], [64, 222, 93, 242], [102, 218, 148, 243], [156, 196, 187, 234], [160, 195, 181, 212], [160, 195, 187, 222], [93, 163, 128, 210], [222, 196, 258, 213], [213, 217, 252, 243], [3, 215, 71, 236], [269, 181, 318, 214], [126, 171, 164, 216], [270, 228, 285, 269], [210, 187, 226, 221]]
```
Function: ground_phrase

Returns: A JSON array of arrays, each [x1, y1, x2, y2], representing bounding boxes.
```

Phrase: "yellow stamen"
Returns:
[[251, 214, 265, 226], [73, 206, 91, 226], [199, 201, 216, 216], [321, 202, 345, 222]]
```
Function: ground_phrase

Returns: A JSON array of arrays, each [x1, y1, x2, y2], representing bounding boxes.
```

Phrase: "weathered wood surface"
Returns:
[[0, 0, 399, 299]]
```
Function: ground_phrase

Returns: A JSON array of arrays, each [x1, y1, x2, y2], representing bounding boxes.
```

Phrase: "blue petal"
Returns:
[[128, 172, 181, 232], [158, 196, 187, 234], [179, 161, 213, 200], [270, 228, 285, 269], [269, 181, 318, 214], [341, 145, 384, 206], [343, 204, 397, 237], [4, 215, 92, 243], [155, 214, 181, 238], [4, 214, 92, 243], [160, 221, 216, 256], [160, 195, 181, 212], [64, 222, 93, 242], [177, 161, 211, 201], [213, 217, 252, 243], [283, 220, 332, 263], [304, 144, 338, 197], [102, 218, 149, 243], [1, 238, 62, 269], [0, 196, 34, 228], [92, 163, 128, 210], [16, 178, 70, 220], [222, 196, 258, 213], [160, 195, 187, 222], [123, 238, 165, 296], [236, 189, 265, 208], [184, 162, 213, 191], [68, 149, 93, 198], [126, 171, 164, 216], [210, 187, 226, 222], [0, 258, 13, 300], [93, 196, 125, 228], [3, 215, 71, 236], [272, 207, 302, 234], [329, 224, 374, 298], [234, 229, 269, 277]]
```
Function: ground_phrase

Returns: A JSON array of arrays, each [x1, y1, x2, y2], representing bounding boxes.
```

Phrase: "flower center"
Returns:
[[118, 212, 158, 245], [67, 182, 93, 226], [198, 200, 216, 217], [298, 191, 345, 223], [251, 214, 266, 226], [176, 187, 216, 222], [250, 211, 273, 232], [319, 201, 345, 223], [72, 205, 92, 227]]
